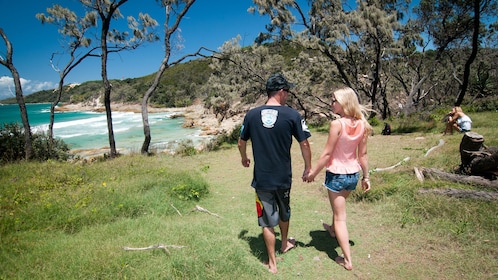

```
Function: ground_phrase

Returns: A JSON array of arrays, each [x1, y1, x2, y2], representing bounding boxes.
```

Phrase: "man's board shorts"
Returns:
[[255, 188, 291, 228], [323, 171, 360, 193]]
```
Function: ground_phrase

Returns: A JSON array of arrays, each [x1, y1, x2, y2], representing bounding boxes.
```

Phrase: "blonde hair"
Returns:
[[333, 87, 373, 135]]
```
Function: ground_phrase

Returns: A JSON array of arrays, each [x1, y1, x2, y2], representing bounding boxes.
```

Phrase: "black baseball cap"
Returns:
[[266, 73, 295, 92]]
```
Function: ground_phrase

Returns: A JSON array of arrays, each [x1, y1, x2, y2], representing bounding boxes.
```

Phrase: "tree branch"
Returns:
[[123, 244, 186, 254]]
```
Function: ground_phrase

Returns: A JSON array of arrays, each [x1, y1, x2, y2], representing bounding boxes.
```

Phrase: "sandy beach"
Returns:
[[56, 102, 243, 158]]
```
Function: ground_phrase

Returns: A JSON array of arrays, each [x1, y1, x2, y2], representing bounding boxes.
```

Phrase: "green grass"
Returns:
[[1, 111, 497, 279]]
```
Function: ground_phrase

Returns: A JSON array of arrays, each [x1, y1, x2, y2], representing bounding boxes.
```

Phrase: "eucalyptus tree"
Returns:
[[79, 0, 159, 158], [0, 28, 33, 160], [250, 0, 409, 119], [415, 0, 498, 106], [202, 36, 290, 118], [140, 0, 213, 154], [36, 5, 97, 156]]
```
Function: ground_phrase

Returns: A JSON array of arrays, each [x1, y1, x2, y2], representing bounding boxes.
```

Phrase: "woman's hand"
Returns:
[[361, 178, 371, 192]]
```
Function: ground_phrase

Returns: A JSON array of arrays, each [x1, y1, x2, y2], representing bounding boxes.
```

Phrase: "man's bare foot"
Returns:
[[322, 223, 336, 238], [281, 238, 296, 253], [335, 256, 353, 271]]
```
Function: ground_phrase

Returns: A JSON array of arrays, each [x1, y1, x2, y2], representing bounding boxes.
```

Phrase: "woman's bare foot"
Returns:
[[263, 260, 278, 274], [281, 238, 296, 253], [335, 256, 353, 271], [322, 223, 336, 238]]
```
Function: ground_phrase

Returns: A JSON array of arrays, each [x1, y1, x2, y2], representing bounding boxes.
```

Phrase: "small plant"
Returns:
[[170, 181, 209, 201], [175, 139, 197, 156]]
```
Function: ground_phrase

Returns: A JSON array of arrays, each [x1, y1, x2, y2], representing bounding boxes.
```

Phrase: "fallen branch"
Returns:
[[419, 188, 498, 201], [417, 167, 498, 189], [425, 139, 444, 157], [123, 244, 186, 254], [372, 157, 410, 172], [171, 203, 182, 216], [195, 205, 222, 218]]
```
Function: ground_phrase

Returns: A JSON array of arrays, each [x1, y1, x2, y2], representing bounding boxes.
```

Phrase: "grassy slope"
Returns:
[[0, 112, 497, 279]]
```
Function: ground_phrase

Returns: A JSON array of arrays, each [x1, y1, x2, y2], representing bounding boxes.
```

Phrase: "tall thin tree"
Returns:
[[37, 5, 98, 156], [80, 0, 158, 158], [0, 28, 33, 160]]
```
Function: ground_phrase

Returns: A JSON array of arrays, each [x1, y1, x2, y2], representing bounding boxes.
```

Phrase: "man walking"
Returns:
[[238, 73, 312, 274]]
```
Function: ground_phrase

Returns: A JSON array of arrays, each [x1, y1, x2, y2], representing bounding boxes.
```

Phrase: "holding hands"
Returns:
[[302, 169, 316, 182]]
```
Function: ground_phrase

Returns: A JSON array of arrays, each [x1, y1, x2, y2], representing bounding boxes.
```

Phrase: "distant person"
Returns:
[[305, 87, 371, 271], [381, 123, 391, 135], [238, 73, 312, 274], [443, 106, 472, 135]]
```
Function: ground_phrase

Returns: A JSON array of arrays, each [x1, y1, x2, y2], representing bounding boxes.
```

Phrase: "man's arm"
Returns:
[[238, 138, 250, 167], [299, 139, 312, 180]]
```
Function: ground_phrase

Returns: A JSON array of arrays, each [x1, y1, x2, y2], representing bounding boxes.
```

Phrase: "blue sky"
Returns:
[[0, 0, 272, 99]]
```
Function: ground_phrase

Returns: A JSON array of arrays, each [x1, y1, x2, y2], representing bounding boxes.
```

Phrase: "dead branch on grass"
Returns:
[[372, 157, 410, 172], [425, 139, 444, 157], [416, 167, 498, 189], [170, 203, 182, 216], [418, 188, 498, 201], [123, 244, 186, 254], [195, 205, 222, 218]]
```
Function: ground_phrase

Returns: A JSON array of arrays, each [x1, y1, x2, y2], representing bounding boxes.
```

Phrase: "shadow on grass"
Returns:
[[305, 230, 355, 261], [238, 229, 308, 262], [238, 229, 266, 262]]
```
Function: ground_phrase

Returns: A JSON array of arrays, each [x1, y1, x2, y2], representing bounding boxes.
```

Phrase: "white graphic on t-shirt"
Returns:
[[301, 119, 310, 133], [261, 109, 278, 128]]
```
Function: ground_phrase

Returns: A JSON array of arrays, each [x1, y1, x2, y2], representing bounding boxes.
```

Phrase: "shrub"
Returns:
[[0, 123, 70, 163], [175, 139, 197, 156]]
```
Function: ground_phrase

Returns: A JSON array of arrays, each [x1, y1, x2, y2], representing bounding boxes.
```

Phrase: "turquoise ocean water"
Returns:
[[0, 103, 209, 152]]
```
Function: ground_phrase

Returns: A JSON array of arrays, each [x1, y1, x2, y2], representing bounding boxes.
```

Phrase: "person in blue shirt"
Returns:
[[238, 73, 312, 274]]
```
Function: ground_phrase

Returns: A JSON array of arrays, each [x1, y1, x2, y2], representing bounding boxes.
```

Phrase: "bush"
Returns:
[[0, 123, 71, 163], [0, 123, 25, 163], [204, 125, 241, 151], [175, 139, 198, 156]]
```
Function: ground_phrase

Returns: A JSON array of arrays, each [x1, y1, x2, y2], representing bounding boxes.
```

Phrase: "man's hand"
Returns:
[[241, 157, 250, 167]]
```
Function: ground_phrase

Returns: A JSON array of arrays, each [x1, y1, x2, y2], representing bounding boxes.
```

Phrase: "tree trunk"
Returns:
[[0, 28, 32, 160], [454, 0, 481, 106]]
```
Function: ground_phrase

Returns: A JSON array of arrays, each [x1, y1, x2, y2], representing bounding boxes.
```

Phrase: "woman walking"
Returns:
[[306, 87, 372, 271]]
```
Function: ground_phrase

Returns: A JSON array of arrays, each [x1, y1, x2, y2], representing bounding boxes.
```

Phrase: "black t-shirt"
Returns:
[[240, 105, 311, 190]]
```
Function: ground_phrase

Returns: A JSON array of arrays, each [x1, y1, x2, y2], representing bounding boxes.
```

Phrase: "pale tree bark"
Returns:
[[141, 0, 197, 154], [80, 0, 159, 158], [0, 28, 33, 160]]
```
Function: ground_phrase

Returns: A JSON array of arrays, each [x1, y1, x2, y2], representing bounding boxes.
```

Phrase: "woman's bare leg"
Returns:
[[328, 190, 353, 270]]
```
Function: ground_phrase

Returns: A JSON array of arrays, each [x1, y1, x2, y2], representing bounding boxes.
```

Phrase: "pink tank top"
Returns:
[[326, 118, 365, 174]]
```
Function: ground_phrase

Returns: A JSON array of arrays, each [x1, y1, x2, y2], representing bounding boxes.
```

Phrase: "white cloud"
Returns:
[[0, 76, 56, 100]]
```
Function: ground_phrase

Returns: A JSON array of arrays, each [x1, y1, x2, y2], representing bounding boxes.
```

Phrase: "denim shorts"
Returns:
[[323, 171, 360, 193]]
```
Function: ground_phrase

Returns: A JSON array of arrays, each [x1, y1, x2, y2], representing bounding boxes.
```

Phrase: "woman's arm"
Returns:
[[307, 120, 341, 181], [358, 131, 370, 192]]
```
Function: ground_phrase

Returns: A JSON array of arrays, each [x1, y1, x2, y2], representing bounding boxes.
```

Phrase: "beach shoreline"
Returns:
[[56, 102, 243, 159]]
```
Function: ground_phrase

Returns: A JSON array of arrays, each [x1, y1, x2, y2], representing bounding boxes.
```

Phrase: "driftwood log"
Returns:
[[416, 167, 498, 189], [123, 244, 186, 254], [418, 188, 498, 201]]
